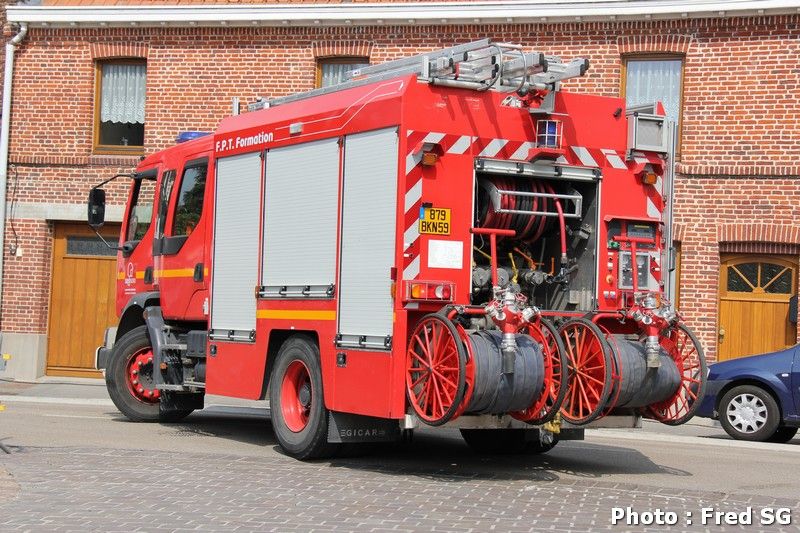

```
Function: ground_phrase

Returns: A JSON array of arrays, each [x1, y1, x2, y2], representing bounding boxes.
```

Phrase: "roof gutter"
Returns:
[[0, 22, 28, 327], [7, 1, 800, 27]]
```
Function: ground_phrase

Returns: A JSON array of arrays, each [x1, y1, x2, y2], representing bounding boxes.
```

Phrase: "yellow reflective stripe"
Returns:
[[118, 268, 209, 280], [117, 271, 146, 280], [256, 310, 336, 321], [155, 268, 195, 278]]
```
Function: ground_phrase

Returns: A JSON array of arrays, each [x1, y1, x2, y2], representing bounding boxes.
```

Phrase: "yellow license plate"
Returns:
[[419, 207, 451, 235]]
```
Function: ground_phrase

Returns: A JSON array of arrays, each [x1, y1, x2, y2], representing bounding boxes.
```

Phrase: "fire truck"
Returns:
[[88, 39, 707, 459]]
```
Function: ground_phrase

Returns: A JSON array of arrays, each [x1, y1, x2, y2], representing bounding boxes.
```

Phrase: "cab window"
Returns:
[[126, 176, 156, 242], [172, 163, 207, 237], [154, 170, 176, 240]]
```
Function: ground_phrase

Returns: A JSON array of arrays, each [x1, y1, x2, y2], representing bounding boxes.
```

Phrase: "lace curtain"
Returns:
[[320, 61, 369, 88], [100, 63, 146, 124], [625, 59, 682, 126]]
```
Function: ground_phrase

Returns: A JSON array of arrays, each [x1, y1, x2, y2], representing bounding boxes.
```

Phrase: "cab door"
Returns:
[[117, 169, 159, 316], [153, 156, 211, 321]]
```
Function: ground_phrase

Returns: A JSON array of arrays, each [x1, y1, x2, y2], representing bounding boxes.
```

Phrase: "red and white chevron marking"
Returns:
[[632, 151, 666, 220], [402, 130, 654, 278]]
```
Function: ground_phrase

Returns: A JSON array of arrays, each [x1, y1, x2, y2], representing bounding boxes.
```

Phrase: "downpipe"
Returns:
[[0, 23, 28, 321]]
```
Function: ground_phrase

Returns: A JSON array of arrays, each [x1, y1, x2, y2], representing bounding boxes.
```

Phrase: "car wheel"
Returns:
[[767, 426, 798, 444], [719, 385, 780, 442], [269, 335, 337, 460]]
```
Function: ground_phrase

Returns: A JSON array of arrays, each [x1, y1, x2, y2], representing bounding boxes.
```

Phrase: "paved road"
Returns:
[[0, 389, 799, 531]]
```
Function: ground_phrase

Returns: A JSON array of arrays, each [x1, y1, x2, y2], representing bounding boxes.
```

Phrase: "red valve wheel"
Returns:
[[558, 318, 613, 425], [512, 318, 569, 424], [406, 314, 467, 426], [647, 323, 707, 425]]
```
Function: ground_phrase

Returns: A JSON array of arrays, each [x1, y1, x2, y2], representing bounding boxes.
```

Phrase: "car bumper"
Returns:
[[694, 379, 731, 419]]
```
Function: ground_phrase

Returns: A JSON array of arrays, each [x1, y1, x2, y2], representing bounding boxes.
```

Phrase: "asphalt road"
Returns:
[[0, 395, 799, 532]]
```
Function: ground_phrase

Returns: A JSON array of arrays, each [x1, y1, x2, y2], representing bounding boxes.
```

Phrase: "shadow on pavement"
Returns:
[[124, 408, 693, 483], [323, 429, 692, 483]]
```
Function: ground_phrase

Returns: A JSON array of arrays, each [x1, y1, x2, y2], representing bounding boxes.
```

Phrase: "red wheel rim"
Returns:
[[511, 322, 563, 423], [648, 325, 706, 425], [406, 315, 464, 425], [281, 360, 312, 432], [559, 320, 611, 424], [125, 347, 160, 404]]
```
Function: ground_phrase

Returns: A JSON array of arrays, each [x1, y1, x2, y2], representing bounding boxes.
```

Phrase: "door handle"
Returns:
[[718, 328, 725, 343]]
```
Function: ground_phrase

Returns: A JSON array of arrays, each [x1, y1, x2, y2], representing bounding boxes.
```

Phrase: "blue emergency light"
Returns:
[[536, 120, 561, 149], [175, 131, 211, 143]]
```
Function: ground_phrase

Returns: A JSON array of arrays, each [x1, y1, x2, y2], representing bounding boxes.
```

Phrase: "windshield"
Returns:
[[126, 177, 156, 242]]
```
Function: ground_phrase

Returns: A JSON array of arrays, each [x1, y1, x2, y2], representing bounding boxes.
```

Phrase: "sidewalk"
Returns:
[[0, 376, 266, 409]]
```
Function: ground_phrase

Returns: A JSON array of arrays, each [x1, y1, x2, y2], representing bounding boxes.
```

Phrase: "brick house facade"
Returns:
[[1, 1, 799, 379]]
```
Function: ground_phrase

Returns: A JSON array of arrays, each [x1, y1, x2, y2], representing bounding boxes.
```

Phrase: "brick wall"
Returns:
[[4, 15, 800, 361]]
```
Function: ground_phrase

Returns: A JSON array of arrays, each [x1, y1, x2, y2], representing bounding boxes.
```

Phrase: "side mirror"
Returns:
[[88, 188, 106, 229]]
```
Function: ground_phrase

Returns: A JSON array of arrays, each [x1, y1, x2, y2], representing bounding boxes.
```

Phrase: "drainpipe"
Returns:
[[0, 22, 28, 325]]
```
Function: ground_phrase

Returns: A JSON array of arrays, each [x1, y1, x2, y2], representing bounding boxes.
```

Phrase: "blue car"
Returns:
[[695, 345, 799, 442]]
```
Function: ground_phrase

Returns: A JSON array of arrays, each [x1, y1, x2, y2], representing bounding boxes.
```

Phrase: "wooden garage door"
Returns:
[[718, 254, 797, 361], [46, 223, 120, 377]]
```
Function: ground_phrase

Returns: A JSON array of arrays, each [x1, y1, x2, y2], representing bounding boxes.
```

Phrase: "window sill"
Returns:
[[89, 154, 143, 167], [93, 147, 145, 157]]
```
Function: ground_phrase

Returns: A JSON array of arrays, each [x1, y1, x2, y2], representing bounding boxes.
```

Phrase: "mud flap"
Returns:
[[327, 412, 401, 443], [160, 392, 204, 413]]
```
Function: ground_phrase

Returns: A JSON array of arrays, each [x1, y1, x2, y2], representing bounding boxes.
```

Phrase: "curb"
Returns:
[[0, 395, 114, 407], [587, 428, 800, 453]]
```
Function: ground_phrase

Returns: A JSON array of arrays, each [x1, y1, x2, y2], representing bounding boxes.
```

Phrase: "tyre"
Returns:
[[526, 436, 559, 454], [767, 426, 798, 444], [269, 335, 337, 459], [719, 385, 781, 442], [460, 429, 540, 454], [106, 325, 193, 423]]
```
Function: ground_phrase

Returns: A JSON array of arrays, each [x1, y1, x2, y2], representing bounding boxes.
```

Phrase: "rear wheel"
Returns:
[[460, 429, 558, 454], [526, 436, 559, 454], [269, 335, 337, 459], [106, 325, 192, 423], [460, 429, 528, 454]]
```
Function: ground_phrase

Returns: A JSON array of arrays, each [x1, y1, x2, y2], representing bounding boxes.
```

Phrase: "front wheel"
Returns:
[[269, 335, 337, 459], [106, 325, 192, 423], [719, 385, 781, 442]]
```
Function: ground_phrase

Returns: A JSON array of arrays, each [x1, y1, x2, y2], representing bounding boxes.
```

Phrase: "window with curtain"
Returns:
[[95, 60, 146, 152], [624, 57, 683, 139], [316, 57, 369, 88]]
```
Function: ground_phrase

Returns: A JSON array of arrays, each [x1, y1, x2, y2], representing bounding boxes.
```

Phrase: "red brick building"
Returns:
[[1, 0, 799, 380]]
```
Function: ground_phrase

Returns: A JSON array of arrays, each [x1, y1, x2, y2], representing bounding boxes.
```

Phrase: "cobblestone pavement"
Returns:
[[0, 443, 798, 533]]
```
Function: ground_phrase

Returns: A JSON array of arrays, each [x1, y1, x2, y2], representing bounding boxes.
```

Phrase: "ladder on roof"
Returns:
[[252, 39, 590, 110]]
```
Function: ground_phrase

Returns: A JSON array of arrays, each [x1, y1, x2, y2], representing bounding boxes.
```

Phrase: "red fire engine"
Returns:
[[88, 39, 706, 459]]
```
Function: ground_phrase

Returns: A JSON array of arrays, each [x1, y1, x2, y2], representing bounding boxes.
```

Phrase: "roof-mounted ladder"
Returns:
[[250, 39, 589, 110]]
